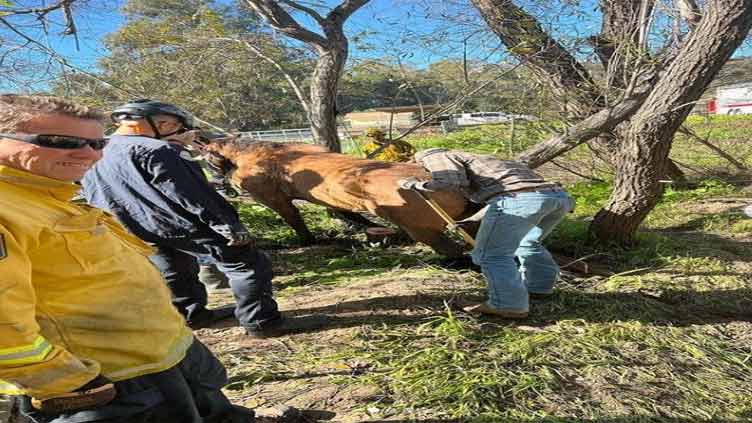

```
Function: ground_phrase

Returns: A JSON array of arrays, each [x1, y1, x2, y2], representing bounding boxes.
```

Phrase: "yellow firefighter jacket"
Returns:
[[0, 165, 194, 400]]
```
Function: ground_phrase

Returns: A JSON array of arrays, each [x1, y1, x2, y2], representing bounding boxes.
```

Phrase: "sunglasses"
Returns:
[[0, 133, 108, 150]]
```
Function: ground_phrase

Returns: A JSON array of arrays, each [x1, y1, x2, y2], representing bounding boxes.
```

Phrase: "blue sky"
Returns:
[[47, 0, 602, 71], [5, 0, 751, 88]]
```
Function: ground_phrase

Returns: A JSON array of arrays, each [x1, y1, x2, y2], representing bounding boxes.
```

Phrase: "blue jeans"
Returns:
[[471, 190, 574, 311], [149, 233, 281, 330]]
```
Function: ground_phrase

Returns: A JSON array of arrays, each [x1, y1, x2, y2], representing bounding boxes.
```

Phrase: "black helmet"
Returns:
[[111, 99, 196, 136]]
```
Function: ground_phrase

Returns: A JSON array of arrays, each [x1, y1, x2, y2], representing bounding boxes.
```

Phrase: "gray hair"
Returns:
[[0, 94, 104, 132]]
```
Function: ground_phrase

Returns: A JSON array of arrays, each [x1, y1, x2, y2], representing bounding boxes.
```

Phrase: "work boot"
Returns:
[[188, 306, 236, 330], [462, 302, 529, 319], [245, 315, 330, 339]]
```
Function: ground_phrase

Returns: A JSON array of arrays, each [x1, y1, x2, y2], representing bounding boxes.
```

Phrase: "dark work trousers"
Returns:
[[148, 234, 281, 330], [198, 261, 231, 291], [17, 339, 254, 423]]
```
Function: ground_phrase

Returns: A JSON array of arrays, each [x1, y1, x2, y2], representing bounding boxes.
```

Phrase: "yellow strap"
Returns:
[[0, 336, 53, 365]]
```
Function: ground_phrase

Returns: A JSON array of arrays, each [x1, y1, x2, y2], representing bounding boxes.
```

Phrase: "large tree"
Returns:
[[471, 0, 752, 244], [242, 0, 370, 152]]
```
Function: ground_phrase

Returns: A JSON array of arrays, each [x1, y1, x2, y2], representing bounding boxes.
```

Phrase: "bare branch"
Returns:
[[366, 64, 524, 159], [0, 16, 53, 54], [676, 0, 702, 28], [327, 0, 370, 24], [214, 36, 311, 115], [678, 126, 747, 170], [516, 80, 655, 168], [243, 0, 328, 47], [0, 0, 75, 17], [279, 0, 326, 25]]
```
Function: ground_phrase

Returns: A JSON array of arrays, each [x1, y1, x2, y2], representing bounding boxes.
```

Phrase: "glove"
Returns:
[[215, 223, 255, 247], [31, 375, 116, 413], [398, 177, 421, 191]]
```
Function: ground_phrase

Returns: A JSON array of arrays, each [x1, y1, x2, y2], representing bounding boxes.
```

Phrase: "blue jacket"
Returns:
[[82, 135, 241, 242]]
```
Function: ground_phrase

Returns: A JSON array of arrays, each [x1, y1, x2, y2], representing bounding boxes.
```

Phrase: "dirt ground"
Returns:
[[198, 268, 482, 422]]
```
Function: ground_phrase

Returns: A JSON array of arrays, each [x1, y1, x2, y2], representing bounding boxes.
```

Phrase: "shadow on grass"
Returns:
[[284, 287, 751, 331]]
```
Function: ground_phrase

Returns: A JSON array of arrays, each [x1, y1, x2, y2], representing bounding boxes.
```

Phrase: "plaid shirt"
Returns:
[[414, 149, 554, 203]]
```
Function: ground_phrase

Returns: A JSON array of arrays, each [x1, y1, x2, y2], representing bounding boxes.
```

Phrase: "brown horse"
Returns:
[[203, 141, 482, 257]]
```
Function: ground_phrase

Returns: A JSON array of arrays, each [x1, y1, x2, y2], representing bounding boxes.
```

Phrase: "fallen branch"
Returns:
[[678, 125, 748, 171], [549, 159, 606, 183]]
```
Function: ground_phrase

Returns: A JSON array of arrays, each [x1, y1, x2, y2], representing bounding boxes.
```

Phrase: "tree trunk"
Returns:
[[241, 0, 369, 153], [589, 128, 674, 245], [309, 39, 346, 152], [471, 0, 602, 116], [590, 0, 752, 244], [475, 0, 660, 167]]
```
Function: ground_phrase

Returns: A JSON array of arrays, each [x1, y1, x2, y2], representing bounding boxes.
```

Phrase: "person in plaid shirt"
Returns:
[[399, 148, 574, 318]]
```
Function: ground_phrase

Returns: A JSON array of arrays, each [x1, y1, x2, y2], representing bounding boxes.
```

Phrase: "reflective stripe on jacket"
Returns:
[[0, 165, 193, 400]]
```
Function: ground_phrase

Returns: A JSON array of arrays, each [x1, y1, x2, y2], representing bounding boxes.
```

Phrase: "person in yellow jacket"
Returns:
[[360, 127, 415, 162], [0, 95, 254, 422]]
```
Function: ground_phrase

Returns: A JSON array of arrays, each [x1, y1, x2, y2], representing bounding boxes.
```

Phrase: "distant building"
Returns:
[[707, 82, 752, 115], [343, 106, 537, 130], [343, 105, 442, 129]]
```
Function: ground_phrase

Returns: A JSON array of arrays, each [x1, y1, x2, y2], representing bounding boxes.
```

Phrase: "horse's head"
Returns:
[[202, 138, 238, 177]]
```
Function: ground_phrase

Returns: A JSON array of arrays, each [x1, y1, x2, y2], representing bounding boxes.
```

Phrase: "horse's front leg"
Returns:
[[265, 198, 317, 246]]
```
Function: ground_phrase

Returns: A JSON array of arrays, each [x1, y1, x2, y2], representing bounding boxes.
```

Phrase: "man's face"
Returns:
[[154, 116, 182, 136], [0, 113, 104, 182]]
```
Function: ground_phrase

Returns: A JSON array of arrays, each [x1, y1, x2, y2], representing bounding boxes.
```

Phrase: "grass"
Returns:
[[235, 202, 348, 246], [225, 115, 752, 422], [332, 315, 752, 421], [271, 244, 437, 295]]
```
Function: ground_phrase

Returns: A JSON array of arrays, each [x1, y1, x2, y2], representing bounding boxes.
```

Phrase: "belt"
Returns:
[[480, 185, 564, 203], [505, 185, 563, 195]]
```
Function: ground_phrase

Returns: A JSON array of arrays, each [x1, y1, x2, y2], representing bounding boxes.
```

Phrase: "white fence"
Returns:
[[235, 127, 355, 143], [233, 127, 361, 153]]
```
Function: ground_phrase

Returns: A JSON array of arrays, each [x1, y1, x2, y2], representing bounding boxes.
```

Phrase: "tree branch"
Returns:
[[327, 0, 370, 24], [471, 0, 601, 117], [216, 36, 311, 116], [279, 0, 325, 25], [0, 0, 75, 17], [366, 64, 523, 159], [243, 0, 328, 47], [678, 126, 747, 170], [516, 81, 654, 168], [676, 0, 702, 28]]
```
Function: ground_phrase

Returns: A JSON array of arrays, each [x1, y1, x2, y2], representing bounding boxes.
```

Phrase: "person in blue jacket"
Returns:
[[82, 99, 326, 337]]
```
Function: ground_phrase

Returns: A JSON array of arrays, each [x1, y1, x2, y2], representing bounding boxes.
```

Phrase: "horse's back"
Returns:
[[237, 142, 469, 219]]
